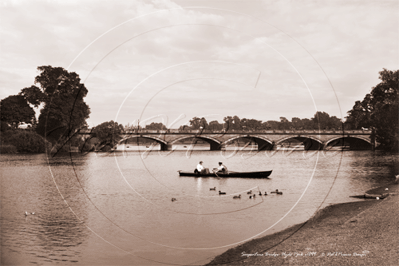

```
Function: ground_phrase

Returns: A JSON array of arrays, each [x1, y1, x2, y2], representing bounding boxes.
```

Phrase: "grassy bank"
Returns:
[[205, 182, 398, 265]]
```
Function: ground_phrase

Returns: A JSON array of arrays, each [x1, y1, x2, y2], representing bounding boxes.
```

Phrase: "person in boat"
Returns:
[[195, 161, 209, 174], [213, 162, 228, 174]]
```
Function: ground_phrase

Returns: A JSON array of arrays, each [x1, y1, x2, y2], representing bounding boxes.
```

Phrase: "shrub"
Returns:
[[4, 130, 51, 153], [0, 144, 17, 154]]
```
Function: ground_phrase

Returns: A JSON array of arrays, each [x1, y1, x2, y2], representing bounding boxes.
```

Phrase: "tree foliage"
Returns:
[[145, 122, 167, 130], [20, 66, 90, 142], [2, 130, 51, 153], [311, 111, 342, 130], [346, 69, 398, 151], [188, 117, 209, 130], [0, 95, 36, 129], [179, 112, 343, 132], [92, 120, 124, 148]]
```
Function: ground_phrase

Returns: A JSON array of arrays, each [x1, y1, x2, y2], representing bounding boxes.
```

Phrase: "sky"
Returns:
[[1, 0, 398, 128]]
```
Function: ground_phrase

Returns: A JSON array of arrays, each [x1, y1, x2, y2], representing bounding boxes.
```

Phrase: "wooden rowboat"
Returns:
[[178, 170, 272, 178]]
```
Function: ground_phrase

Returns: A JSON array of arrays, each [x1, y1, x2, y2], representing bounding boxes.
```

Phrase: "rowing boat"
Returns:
[[178, 170, 272, 178]]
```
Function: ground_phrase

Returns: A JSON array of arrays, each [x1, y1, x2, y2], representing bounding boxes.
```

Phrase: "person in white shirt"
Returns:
[[195, 161, 209, 174], [197, 161, 204, 172]]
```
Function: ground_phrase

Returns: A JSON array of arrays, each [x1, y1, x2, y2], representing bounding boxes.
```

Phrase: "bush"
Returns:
[[0, 144, 17, 154], [4, 130, 51, 153], [1, 121, 11, 132]]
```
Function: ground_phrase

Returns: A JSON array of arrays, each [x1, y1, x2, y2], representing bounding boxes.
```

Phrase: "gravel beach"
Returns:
[[205, 181, 398, 265]]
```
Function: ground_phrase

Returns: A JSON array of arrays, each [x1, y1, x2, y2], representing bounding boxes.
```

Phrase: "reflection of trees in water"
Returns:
[[33, 156, 89, 263], [36, 217, 86, 248]]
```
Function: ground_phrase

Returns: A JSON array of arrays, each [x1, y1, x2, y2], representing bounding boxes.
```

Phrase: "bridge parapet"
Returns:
[[117, 129, 371, 135]]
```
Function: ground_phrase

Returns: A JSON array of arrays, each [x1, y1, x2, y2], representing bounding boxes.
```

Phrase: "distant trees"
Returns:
[[176, 112, 343, 132], [145, 122, 167, 130], [208, 120, 223, 131], [93, 120, 124, 145], [91, 120, 124, 150], [346, 69, 398, 150], [311, 111, 342, 130], [0, 95, 35, 129], [188, 117, 209, 130]]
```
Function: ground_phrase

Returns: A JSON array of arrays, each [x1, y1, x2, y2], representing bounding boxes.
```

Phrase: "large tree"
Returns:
[[20, 66, 90, 142], [0, 95, 35, 129], [369, 69, 398, 150], [346, 69, 398, 150]]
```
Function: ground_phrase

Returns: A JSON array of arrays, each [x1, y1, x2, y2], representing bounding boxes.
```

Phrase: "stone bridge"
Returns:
[[79, 129, 374, 151]]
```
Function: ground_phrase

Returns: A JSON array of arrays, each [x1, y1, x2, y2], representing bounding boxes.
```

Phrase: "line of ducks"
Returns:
[[171, 189, 283, 201], [216, 188, 283, 199]]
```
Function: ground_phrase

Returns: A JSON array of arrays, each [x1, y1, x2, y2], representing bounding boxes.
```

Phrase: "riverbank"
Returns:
[[205, 180, 398, 265]]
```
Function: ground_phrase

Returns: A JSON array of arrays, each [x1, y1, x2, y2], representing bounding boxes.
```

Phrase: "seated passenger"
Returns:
[[195, 161, 209, 174], [214, 162, 228, 174]]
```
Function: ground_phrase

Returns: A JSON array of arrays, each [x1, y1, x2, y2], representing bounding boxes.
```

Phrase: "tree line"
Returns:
[[1, 66, 397, 152], [178, 112, 342, 132]]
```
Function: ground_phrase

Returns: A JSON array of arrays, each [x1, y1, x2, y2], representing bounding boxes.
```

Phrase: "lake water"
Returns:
[[1, 149, 396, 265]]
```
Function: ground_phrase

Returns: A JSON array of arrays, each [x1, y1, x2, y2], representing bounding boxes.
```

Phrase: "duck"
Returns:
[[264, 192, 268, 196], [253, 194, 256, 198], [171, 198, 177, 202], [247, 190, 252, 194], [259, 191, 262, 196], [210, 187, 216, 191], [233, 195, 241, 199], [249, 195, 252, 199], [24, 211, 29, 216], [219, 191, 226, 195], [31, 212, 35, 215], [276, 191, 283, 195]]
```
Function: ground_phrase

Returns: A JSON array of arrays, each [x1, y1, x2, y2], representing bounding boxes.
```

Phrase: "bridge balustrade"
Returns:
[[80, 129, 370, 135]]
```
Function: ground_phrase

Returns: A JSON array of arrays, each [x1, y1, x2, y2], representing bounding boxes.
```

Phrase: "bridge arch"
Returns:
[[170, 135, 222, 150], [276, 135, 323, 150], [120, 135, 168, 150], [223, 135, 274, 151], [325, 136, 372, 150]]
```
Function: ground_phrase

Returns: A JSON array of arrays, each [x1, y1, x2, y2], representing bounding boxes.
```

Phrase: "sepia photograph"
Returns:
[[1, 0, 398, 265]]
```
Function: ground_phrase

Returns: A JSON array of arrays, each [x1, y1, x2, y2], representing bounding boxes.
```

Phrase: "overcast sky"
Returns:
[[1, 0, 398, 128]]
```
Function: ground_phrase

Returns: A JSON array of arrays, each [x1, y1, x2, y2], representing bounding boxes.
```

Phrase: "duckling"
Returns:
[[210, 187, 216, 191], [219, 191, 226, 195], [233, 195, 241, 199], [247, 190, 252, 194]]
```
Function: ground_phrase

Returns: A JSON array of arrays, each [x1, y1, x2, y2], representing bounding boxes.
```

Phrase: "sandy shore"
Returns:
[[205, 181, 398, 265]]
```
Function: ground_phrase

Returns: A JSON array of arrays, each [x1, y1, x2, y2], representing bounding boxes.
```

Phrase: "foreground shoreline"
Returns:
[[205, 181, 398, 265]]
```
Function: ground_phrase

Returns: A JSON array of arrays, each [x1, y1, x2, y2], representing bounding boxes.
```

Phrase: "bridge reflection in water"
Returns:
[[79, 129, 374, 151]]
